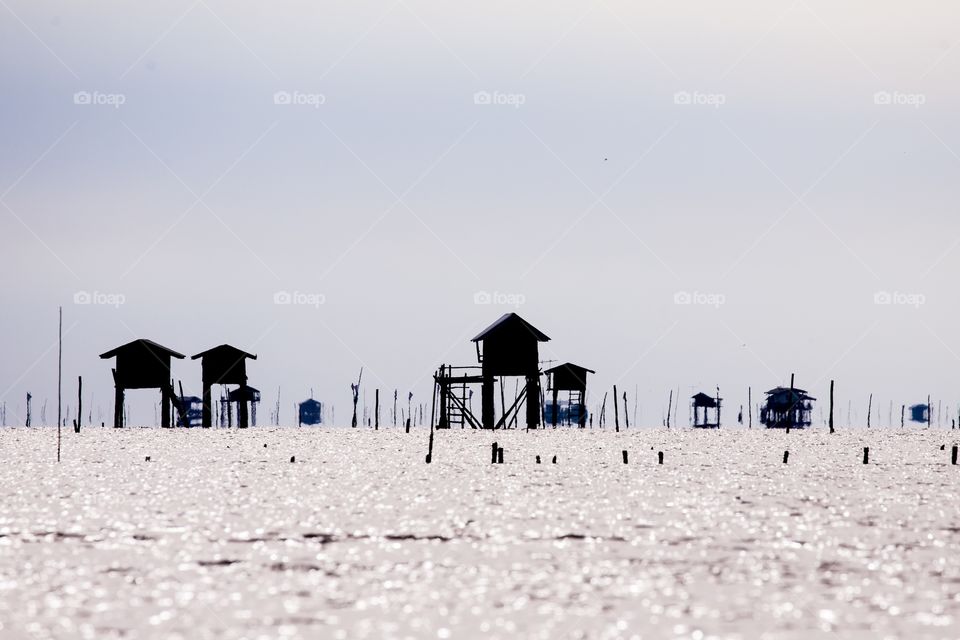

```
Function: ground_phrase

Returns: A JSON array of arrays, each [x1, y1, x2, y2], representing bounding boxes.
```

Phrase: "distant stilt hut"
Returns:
[[909, 403, 930, 424], [760, 386, 815, 429], [177, 395, 203, 428], [99, 339, 186, 428], [472, 313, 550, 429], [298, 398, 324, 426], [191, 345, 257, 428], [223, 386, 260, 428], [691, 392, 721, 428], [543, 363, 594, 427]]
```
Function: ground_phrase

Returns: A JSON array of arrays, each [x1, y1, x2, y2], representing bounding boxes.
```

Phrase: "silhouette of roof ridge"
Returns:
[[470, 313, 550, 342], [191, 344, 257, 360], [544, 362, 595, 374], [99, 339, 185, 360]]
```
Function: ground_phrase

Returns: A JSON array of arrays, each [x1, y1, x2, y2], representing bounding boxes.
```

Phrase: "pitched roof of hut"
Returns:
[[765, 386, 816, 401], [99, 339, 185, 360], [191, 344, 257, 360], [227, 386, 260, 401], [300, 398, 323, 408], [691, 392, 719, 407], [471, 313, 550, 343], [544, 362, 595, 375]]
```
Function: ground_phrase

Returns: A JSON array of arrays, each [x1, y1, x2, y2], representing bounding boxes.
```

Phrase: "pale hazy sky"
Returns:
[[2, 1, 959, 426]]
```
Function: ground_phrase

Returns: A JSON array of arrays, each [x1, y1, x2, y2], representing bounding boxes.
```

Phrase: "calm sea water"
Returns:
[[1, 426, 958, 639]]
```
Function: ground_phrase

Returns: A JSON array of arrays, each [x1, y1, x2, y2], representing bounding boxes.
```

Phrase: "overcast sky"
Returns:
[[2, 1, 959, 427]]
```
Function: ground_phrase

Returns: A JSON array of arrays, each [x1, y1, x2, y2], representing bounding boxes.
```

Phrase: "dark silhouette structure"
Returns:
[[99, 339, 185, 428], [434, 313, 551, 430], [473, 313, 550, 429], [760, 386, 815, 429], [543, 363, 594, 427], [909, 403, 930, 424], [177, 395, 203, 428], [691, 391, 721, 428], [191, 344, 257, 428], [223, 385, 260, 427], [298, 398, 324, 426]]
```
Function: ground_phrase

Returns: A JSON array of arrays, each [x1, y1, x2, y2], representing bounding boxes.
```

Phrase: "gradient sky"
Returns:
[[2, 1, 959, 426]]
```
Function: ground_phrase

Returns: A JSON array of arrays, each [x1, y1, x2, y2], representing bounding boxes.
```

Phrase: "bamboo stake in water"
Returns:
[[57, 306, 62, 462]]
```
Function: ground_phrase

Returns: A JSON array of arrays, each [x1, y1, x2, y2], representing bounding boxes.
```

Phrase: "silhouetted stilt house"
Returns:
[[99, 339, 186, 428], [909, 403, 930, 424], [544, 363, 594, 427], [221, 385, 260, 428], [434, 313, 550, 429], [691, 391, 721, 428], [760, 386, 815, 429], [473, 313, 550, 429], [176, 395, 203, 428], [191, 344, 257, 428], [298, 398, 324, 426]]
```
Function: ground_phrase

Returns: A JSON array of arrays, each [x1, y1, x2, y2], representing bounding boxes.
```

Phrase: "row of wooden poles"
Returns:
[[482, 445, 959, 465]]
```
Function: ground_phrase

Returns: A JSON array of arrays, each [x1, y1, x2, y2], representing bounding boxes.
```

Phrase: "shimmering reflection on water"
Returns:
[[0, 427, 958, 639]]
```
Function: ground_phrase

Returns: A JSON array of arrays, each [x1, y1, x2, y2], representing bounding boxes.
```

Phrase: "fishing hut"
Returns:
[[543, 363, 594, 427], [220, 386, 260, 428], [191, 344, 257, 428], [909, 403, 930, 424], [176, 395, 203, 428], [760, 386, 815, 429], [434, 313, 550, 429], [691, 391, 721, 428], [99, 339, 186, 428], [298, 398, 324, 426]]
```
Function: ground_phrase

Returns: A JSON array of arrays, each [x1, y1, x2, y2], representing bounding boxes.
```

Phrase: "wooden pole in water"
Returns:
[[666, 389, 673, 428], [928, 395, 932, 428], [74, 376, 82, 433], [622, 390, 629, 429], [374, 389, 379, 430], [613, 385, 620, 432], [599, 392, 607, 428], [829, 380, 835, 434], [901, 404, 905, 428], [57, 306, 62, 462], [867, 393, 872, 428], [748, 387, 752, 428]]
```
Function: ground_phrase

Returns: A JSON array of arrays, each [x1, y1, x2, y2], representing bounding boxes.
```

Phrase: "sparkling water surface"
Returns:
[[1, 427, 958, 639]]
